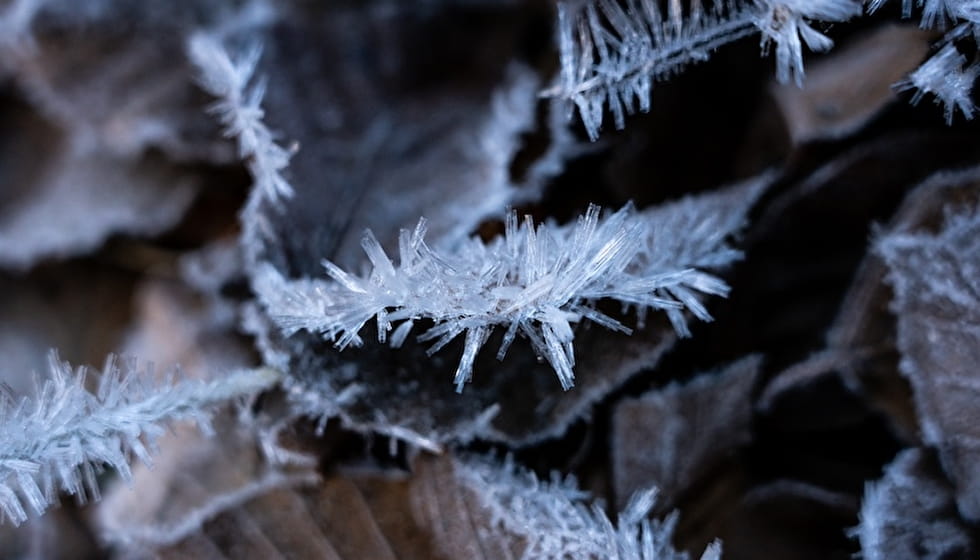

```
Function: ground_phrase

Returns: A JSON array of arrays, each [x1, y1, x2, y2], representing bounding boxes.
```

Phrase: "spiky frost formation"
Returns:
[[187, 33, 293, 208], [755, 0, 862, 86], [455, 454, 722, 560], [549, 0, 861, 139], [898, 42, 979, 123], [869, 0, 980, 27], [853, 449, 974, 560], [0, 352, 279, 525], [256, 179, 764, 392], [868, 2, 980, 122]]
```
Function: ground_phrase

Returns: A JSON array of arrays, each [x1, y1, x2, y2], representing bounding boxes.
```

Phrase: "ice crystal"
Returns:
[[869, 0, 980, 27], [0, 352, 279, 525], [257, 179, 764, 392], [187, 33, 293, 208], [756, 0, 862, 86], [550, 0, 861, 139], [456, 454, 722, 560], [898, 42, 979, 123]]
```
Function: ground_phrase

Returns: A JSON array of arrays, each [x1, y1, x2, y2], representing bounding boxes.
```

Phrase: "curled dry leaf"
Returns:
[[753, 140, 980, 439], [0, 152, 196, 271], [825, 167, 980, 439]]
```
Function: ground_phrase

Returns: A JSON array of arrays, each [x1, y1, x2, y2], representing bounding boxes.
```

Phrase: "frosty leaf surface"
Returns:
[[877, 172, 980, 521], [237, 6, 559, 275], [0, 150, 196, 270], [855, 448, 974, 560]]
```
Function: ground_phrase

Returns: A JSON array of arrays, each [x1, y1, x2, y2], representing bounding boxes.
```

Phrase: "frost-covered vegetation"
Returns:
[[1, 0, 980, 558]]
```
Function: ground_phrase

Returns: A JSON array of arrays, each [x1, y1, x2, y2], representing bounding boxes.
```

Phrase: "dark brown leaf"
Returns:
[[612, 356, 761, 510], [265, 313, 679, 448], [146, 453, 523, 560]]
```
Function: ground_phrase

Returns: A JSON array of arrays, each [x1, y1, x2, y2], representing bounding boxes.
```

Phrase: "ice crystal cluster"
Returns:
[[844, 0, 980, 122], [257, 180, 762, 392], [188, 34, 294, 210], [0, 353, 277, 525], [551, 0, 864, 138], [553, 0, 980, 138], [456, 454, 723, 560]]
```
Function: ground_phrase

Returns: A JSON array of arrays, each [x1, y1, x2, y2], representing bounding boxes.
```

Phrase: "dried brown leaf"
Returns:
[[98, 411, 320, 554], [145, 453, 523, 560], [0, 143, 196, 270], [612, 356, 761, 510], [756, 159, 980, 441], [770, 25, 933, 144]]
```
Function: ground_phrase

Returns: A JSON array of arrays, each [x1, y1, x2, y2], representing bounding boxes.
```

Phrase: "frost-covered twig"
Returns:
[[256, 180, 764, 391], [455, 454, 722, 560], [548, 0, 861, 139], [187, 33, 294, 209], [0, 352, 280, 525]]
